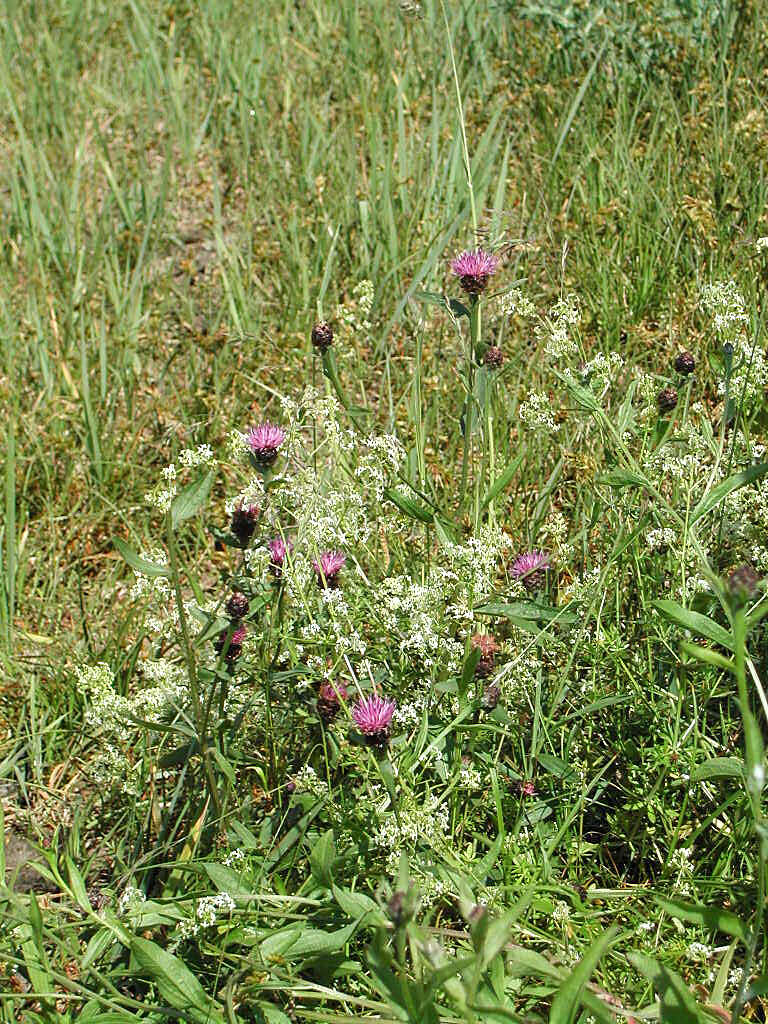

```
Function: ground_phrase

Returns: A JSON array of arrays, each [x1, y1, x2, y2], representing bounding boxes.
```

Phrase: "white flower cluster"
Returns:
[[646, 527, 677, 552], [117, 885, 146, 916], [500, 286, 536, 319], [577, 351, 623, 392], [372, 793, 450, 871], [540, 294, 580, 360], [146, 444, 216, 512], [700, 280, 748, 342], [178, 892, 235, 940], [519, 391, 558, 432], [293, 765, 328, 796], [336, 279, 374, 337], [355, 432, 405, 503]]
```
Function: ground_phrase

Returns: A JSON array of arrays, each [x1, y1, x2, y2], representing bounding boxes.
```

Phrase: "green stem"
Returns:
[[166, 514, 221, 820]]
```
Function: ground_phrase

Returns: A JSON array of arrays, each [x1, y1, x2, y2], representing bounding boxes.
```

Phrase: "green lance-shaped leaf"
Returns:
[[385, 487, 434, 524], [689, 462, 768, 525], [655, 895, 748, 942], [171, 468, 215, 528], [549, 926, 619, 1024], [628, 952, 706, 1024], [652, 599, 734, 651], [113, 537, 170, 578], [130, 937, 225, 1023]]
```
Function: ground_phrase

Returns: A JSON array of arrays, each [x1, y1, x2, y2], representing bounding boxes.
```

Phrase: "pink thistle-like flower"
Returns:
[[214, 624, 246, 661], [450, 248, 499, 295], [511, 550, 550, 592], [312, 550, 346, 588], [246, 422, 287, 466], [352, 694, 396, 747], [268, 536, 293, 577], [519, 779, 536, 798]]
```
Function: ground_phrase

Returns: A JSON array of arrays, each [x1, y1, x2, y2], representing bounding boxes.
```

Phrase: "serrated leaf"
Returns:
[[652, 600, 733, 651], [690, 463, 768, 525], [113, 538, 169, 578], [549, 926, 619, 1024], [171, 469, 215, 528], [131, 937, 224, 1023], [655, 896, 748, 942]]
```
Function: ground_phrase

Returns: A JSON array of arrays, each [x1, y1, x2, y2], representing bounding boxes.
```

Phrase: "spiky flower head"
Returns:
[[450, 248, 499, 295], [727, 564, 761, 605], [214, 624, 246, 661], [484, 345, 504, 369], [311, 321, 334, 352], [317, 680, 348, 725], [226, 591, 249, 619], [657, 387, 678, 414], [470, 633, 500, 678], [312, 550, 346, 588], [511, 550, 550, 592], [674, 351, 695, 376], [352, 694, 396, 747], [246, 422, 287, 466], [230, 503, 259, 545], [268, 536, 292, 577]]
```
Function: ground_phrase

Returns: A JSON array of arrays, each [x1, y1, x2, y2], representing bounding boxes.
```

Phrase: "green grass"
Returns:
[[1, 0, 768, 1021]]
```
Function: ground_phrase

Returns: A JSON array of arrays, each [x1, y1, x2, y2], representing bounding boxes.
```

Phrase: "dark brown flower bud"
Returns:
[[657, 387, 678, 414], [470, 634, 499, 678], [226, 591, 249, 619], [316, 681, 348, 725], [727, 564, 761, 605], [484, 346, 504, 369], [482, 683, 500, 710], [311, 321, 334, 352], [230, 503, 259, 545], [674, 351, 695, 376]]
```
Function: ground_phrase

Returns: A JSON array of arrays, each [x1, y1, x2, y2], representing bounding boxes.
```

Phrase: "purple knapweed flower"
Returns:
[[352, 694, 396, 748], [511, 550, 550, 592], [268, 536, 292, 577], [214, 623, 246, 661], [312, 550, 346, 588], [470, 633, 499, 678], [450, 248, 499, 295], [246, 422, 287, 466]]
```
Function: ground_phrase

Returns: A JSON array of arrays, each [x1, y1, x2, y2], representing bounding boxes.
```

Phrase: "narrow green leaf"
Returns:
[[309, 829, 336, 888], [113, 538, 169, 578], [691, 757, 744, 782], [131, 937, 225, 1023], [655, 896, 748, 942], [652, 600, 734, 651], [384, 487, 434, 524], [629, 952, 704, 1024], [481, 452, 523, 510], [549, 926, 619, 1024], [690, 463, 768, 525], [476, 601, 575, 624], [171, 469, 215, 528], [680, 641, 734, 673]]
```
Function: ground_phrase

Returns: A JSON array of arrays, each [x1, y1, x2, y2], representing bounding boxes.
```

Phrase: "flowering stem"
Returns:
[[166, 514, 222, 821], [460, 297, 480, 511]]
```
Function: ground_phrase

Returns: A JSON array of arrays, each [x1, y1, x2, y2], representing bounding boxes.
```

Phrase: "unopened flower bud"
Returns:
[[311, 321, 334, 352], [226, 591, 249, 619], [484, 346, 504, 369], [657, 387, 678, 414], [727, 564, 761, 605], [674, 351, 695, 376], [230, 504, 259, 545]]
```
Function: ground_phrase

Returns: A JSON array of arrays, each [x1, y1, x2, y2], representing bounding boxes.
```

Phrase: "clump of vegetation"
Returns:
[[2, 1, 767, 1022]]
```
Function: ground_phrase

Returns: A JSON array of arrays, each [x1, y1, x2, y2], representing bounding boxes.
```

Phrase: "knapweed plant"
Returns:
[[22, 249, 762, 1024]]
